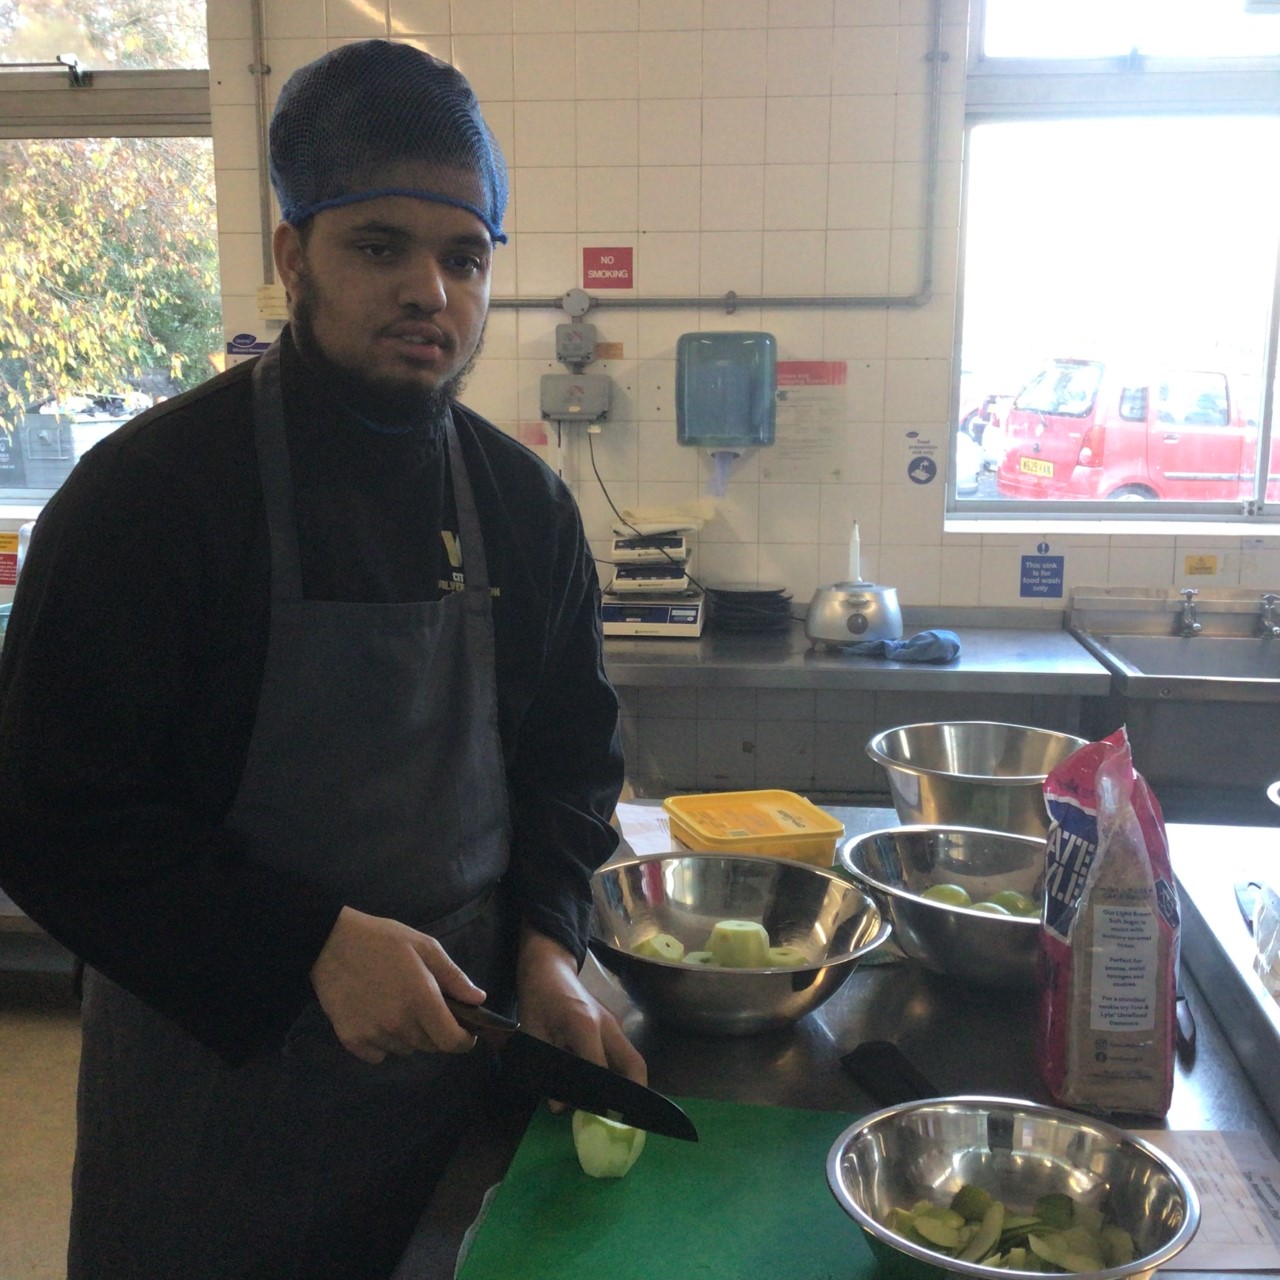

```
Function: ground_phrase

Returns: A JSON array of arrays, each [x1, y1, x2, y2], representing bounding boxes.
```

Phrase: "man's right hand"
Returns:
[[309, 906, 487, 1064]]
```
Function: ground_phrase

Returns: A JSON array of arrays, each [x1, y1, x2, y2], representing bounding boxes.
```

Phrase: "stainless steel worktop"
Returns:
[[403, 806, 1280, 1279], [604, 620, 1111, 694]]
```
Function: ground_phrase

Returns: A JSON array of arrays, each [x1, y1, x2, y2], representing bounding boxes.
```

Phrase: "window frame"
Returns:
[[949, 0, 1280, 525], [0, 68, 210, 139]]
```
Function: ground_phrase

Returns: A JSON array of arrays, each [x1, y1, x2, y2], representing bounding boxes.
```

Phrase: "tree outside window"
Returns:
[[0, 1, 218, 500]]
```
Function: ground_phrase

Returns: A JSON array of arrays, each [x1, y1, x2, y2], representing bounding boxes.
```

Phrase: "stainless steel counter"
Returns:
[[604, 621, 1111, 694], [403, 806, 1280, 1279], [1172, 822, 1280, 1134]]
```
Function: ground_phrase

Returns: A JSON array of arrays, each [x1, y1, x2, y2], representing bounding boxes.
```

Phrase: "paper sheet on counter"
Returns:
[[1134, 1130, 1280, 1270], [613, 801, 679, 856]]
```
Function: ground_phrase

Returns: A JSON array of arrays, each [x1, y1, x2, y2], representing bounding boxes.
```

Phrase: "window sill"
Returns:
[[945, 516, 1280, 539]]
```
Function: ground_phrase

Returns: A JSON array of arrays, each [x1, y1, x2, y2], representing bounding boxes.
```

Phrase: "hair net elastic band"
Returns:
[[285, 187, 507, 244]]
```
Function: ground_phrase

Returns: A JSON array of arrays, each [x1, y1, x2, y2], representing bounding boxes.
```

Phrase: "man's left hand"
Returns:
[[515, 926, 647, 1106]]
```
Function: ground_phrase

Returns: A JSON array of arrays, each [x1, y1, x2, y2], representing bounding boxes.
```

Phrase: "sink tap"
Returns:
[[1260, 593, 1280, 638], [1177, 588, 1202, 636]]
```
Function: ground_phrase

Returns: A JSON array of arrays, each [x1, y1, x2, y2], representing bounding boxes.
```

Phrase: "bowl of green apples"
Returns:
[[827, 1095, 1199, 1278], [838, 825, 1044, 990], [589, 851, 891, 1035]]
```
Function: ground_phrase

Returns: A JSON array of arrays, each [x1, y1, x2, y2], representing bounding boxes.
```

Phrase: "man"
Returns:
[[0, 41, 642, 1279]]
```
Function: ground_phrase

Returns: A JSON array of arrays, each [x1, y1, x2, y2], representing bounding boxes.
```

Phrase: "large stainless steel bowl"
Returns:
[[827, 1096, 1200, 1280], [839, 825, 1043, 989], [866, 721, 1088, 837], [589, 852, 891, 1035]]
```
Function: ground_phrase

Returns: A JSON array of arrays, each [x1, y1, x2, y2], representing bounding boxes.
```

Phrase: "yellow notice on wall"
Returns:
[[1184, 554, 1218, 576], [1, 531, 17, 587]]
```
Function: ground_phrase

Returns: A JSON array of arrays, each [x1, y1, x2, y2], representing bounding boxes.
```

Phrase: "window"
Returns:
[[1, 2, 217, 511], [951, 1, 1280, 520]]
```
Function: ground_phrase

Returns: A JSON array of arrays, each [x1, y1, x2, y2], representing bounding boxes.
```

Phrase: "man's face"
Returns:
[[274, 166, 493, 419]]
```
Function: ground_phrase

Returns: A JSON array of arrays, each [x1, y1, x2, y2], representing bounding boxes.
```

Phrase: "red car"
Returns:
[[995, 357, 1277, 502]]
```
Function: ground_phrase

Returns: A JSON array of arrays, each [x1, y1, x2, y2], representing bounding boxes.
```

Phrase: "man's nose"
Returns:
[[398, 258, 448, 312]]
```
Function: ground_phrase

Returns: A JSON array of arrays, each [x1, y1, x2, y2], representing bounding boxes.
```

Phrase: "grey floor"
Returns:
[[0, 935, 514, 1280], [0, 947, 80, 1280]]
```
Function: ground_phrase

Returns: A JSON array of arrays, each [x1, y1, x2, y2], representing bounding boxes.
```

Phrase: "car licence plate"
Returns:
[[1019, 457, 1054, 477]]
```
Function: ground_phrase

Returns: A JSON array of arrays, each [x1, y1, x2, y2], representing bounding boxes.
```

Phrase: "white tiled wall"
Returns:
[[207, 0, 1276, 612]]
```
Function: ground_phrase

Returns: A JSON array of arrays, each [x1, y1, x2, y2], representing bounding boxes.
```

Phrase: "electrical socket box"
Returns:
[[540, 373, 612, 424], [555, 323, 597, 367]]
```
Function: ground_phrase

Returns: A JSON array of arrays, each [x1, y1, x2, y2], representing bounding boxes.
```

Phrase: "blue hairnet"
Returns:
[[269, 40, 508, 244]]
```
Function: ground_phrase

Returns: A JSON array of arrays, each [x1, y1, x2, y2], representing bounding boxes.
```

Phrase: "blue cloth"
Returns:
[[843, 628, 961, 663]]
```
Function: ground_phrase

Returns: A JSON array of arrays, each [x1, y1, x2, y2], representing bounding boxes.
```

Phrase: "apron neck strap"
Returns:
[[250, 339, 492, 599]]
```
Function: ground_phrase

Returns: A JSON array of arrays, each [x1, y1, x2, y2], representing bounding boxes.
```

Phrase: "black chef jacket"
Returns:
[[0, 329, 623, 1064]]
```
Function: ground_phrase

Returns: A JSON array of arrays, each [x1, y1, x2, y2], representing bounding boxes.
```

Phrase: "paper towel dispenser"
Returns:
[[675, 331, 776, 450]]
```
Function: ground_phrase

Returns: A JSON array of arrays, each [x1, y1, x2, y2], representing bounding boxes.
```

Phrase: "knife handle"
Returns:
[[443, 995, 519, 1048]]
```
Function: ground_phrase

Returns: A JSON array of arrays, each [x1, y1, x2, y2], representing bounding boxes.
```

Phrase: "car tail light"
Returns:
[[1077, 423, 1105, 467]]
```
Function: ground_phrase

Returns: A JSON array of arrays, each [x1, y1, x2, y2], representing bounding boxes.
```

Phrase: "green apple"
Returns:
[[950, 1185, 993, 1219], [984, 889, 1039, 917], [958, 1201, 1004, 1262], [705, 919, 771, 968], [886, 1183, 1131, 1270], [634, 932, 685, 962], [571, 1110, 647, 1178], [766, 945, 810, 967], [970, 900, 1012, 915], [921, 883, 972, 907], [682, 950, 715, 965]]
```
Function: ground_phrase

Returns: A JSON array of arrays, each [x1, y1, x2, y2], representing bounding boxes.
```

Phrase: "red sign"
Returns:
[[777, 361, 847, 387], [583, 247, 633, 289]]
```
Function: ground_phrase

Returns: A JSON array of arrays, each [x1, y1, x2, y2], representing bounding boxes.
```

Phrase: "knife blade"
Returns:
[[444, 997, 698, 1142]]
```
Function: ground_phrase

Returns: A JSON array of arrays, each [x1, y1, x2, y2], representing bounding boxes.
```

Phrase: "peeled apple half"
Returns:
[[571, 1109, 647, 1178], [706, 919, 771, 967], [634, 932, 685, 961]]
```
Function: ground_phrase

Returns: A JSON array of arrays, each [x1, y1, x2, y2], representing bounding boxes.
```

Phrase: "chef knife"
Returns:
[[444, 997, 698, 1142]]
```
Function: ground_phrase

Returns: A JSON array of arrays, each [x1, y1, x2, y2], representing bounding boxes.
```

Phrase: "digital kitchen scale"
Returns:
[[608, 562, 692, 594], [611, 534, 689, 563], [602, 588, 706, 637]]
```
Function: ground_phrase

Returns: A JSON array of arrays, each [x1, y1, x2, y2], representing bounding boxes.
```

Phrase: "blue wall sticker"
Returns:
[[1020, 546, 1065, 598], [225, 333, 271, 357], [905, 429, 938, 484], [908, 455, 937, 484]]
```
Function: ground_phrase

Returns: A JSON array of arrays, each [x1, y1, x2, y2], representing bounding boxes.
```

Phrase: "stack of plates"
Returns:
[[706, 583, 794, 634]]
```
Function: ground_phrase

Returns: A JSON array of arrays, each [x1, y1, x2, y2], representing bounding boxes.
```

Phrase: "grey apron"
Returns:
[[69, 340, 514, 1280]]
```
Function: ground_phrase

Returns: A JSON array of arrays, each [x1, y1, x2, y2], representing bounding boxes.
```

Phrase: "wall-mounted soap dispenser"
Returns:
[[675, 331, 777, 450]]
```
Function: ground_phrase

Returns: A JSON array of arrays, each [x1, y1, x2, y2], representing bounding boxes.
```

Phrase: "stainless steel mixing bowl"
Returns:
[[839, 825, 1044, 989], [588, 852, 891, 1035], [827, 1096, 1200, 1280], [866, 721, 1089, 837]]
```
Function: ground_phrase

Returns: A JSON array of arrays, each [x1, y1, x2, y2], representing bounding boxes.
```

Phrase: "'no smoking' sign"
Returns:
[[583, 247, 633, 289]]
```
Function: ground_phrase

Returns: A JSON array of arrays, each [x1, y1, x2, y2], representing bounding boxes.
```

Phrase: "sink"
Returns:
[[1077, 632, 1280, 687], [1068, 590, 1280, 824]]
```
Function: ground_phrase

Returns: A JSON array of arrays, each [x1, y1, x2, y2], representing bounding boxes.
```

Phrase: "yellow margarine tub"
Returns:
[[663, 790, 844, 867]]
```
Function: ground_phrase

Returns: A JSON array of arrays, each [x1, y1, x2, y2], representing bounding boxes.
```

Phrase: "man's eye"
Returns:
[[447, 253, 486, 274], [357, 242, 397, 259]]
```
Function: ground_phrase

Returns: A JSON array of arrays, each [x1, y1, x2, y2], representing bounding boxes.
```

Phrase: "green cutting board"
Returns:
[[456, 1096, 881, 1280]]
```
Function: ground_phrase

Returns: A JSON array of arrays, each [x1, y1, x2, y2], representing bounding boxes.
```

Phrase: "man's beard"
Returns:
[[289, 269, 484, 427]]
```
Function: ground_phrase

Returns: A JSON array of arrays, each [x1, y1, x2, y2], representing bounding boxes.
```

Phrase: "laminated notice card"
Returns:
[[1135, 1130, 1280, 1270], [614, 802, 678, 857], [760, 362, 848, 482]]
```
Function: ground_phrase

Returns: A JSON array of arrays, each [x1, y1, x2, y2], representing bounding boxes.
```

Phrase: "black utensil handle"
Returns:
[[841, 1039, 940, 1106], [443, 996, 518, 1048]]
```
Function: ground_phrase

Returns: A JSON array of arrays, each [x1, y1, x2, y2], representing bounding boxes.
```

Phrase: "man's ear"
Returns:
[[273, 221, 305, 300]]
